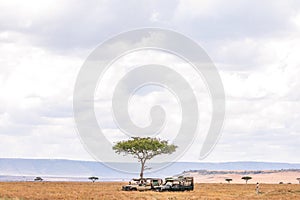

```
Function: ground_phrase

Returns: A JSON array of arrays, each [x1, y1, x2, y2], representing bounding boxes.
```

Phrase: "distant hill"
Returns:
[[181, 169, 300, 175], [0, 158, 299, 181]]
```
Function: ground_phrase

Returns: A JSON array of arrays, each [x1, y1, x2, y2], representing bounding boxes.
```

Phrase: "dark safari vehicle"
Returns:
[[122, 178, 163, 191], [155, 176, 194, 192]]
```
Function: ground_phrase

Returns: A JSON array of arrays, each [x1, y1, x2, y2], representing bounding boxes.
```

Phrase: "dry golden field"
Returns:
[[0, 182, 300, 200]]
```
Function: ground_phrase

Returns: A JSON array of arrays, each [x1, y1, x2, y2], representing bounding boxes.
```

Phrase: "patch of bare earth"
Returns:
[[185, 171, 300, 184]]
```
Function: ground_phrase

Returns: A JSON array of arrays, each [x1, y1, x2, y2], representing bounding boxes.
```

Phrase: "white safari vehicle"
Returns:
[[122, 178, 163, 191]]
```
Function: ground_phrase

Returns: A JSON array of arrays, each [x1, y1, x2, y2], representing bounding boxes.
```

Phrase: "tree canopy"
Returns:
[[241, 176, 252, 184], [113, 137, 177, 179], [225, 178, 232, 183], [88, 176, 99, 182]]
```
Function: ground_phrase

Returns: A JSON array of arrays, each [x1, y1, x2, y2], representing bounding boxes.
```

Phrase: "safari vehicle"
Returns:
[[122, 178, 163, 191], [155, 176, 194, 192]]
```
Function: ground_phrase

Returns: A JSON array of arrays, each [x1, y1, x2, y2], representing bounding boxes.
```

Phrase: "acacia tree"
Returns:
[[113, 137, 177, 179], [225, 178, 232, 183], [88, 176, 99, 183], [241, 176, 252, 184], [34, 177, 43, 182]]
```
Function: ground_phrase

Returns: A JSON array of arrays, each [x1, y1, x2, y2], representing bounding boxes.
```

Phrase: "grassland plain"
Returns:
[[0, 182, 300, 200]]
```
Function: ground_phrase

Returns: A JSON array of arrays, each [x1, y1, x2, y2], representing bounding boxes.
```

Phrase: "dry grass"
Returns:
[[0, 182, 300, 200]]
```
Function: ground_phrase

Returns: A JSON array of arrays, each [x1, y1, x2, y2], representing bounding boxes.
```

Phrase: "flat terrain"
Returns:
[[187, 170, 300, 184], [1, 182, 300, 200]]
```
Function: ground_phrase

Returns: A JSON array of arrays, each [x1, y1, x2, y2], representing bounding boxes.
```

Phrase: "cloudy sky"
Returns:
[[0, 0, 300, 163]]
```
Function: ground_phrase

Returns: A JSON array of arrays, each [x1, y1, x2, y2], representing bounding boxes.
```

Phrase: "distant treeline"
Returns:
[[182, 169, 300, 175]]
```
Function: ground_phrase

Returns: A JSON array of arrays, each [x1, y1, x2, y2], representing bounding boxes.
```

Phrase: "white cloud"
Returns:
[[0, 0, 299, 163]]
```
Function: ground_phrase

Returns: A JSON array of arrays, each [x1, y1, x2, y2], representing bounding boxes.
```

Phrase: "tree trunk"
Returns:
[[140, 160, 145, 179]]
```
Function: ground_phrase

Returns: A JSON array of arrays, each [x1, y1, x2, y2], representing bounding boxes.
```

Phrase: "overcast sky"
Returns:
[[0, 0, 300, 163]]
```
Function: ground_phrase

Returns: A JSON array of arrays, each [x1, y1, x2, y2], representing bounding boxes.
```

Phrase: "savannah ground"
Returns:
[[1, 182, 300, 200]]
